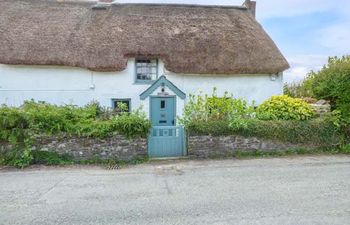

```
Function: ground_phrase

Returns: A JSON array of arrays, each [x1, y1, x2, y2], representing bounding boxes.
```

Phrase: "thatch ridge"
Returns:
[[0, 0, 290, 74]]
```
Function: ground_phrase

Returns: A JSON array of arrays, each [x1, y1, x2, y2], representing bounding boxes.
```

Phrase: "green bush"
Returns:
[[0, 101, 151, 168], [283, 75, 315, 98], [112, 108, 151, 138], [0, 101, 151, 139], [309, 56, 350, 122], [339, 144, 350, 154], [179, 88, 255, 127], [257, 95, 315, 120], [187, 117, 340, 146], [181, 91, 335, 145], [0, 153, 5, 166], [285, 56, 350, 125], [32, 151, 73, 165], [4, 147, 33, 169]]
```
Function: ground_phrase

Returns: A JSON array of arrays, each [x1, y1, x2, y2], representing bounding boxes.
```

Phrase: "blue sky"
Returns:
[[119, 0, 350, 83]]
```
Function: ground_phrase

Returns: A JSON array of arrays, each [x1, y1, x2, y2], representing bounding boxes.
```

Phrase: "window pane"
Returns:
[[160, 100, 165, 109], [136, 59, 158, 81]]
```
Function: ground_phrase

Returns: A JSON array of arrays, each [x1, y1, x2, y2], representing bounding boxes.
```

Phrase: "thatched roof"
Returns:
[[0, 0, 289, 74]]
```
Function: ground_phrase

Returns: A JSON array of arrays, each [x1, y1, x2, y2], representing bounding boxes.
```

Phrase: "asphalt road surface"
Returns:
[[1, 155, 349, 225]]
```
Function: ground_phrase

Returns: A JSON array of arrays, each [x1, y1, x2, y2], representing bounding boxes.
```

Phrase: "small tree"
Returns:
[[283, 75, 314, 98], [309, 56, 350, 121]]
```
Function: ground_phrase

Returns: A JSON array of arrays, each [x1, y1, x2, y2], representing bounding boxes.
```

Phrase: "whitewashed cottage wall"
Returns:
[[0, 59, 283, 118]]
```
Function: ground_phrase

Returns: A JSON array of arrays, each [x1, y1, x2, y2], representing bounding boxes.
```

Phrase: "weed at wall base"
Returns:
[[208, 147, 349, 160]]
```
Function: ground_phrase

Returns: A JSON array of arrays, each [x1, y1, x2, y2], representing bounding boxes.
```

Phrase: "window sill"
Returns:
[[134, 80, 156, 85]]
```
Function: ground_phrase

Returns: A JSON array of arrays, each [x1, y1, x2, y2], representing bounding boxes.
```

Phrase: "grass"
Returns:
[[30, 151, 149, 168], [32, 151, 74, 166], [78, 156, 149, 167], [220, 146, 350, 159], [2, 146, 349, 169]]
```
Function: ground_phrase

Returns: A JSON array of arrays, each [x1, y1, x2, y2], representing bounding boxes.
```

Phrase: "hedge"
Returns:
[[186, 118, 341, 146], [0, 101, 151, 140], [0, 101, 151, 168]]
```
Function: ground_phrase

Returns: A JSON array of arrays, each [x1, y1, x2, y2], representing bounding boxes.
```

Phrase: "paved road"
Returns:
[[0, 156, 350, 225]]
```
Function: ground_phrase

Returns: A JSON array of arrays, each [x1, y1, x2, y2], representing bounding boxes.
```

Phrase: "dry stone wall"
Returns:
[[33, 135, 147, 161], [188, 135, 318, 158]]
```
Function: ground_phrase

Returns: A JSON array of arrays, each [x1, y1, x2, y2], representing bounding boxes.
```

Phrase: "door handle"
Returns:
[[172, 120, 174, 125]]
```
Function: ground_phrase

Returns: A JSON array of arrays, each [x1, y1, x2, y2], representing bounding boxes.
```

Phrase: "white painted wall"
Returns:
[[0, 59, 283, 118]]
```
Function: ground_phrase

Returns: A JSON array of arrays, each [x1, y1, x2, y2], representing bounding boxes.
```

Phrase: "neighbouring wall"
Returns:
[[188, 135, 320, 158]]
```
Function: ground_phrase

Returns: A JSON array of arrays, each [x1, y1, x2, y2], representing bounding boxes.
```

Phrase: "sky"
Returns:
[[118, 0, 350, 83]]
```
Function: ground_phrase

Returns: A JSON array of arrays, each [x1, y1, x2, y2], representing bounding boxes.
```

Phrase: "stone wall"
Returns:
[[33, 135, 147, 161], [1, 134, 324, 161], [188, 135, 316, 158], [310, 104, 331, 116]]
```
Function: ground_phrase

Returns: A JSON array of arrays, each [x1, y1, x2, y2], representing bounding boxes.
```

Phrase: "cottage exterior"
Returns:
[[0, 0, 289, 123]]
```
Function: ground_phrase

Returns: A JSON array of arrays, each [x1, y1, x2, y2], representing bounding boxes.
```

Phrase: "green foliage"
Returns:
[[285, 56, 350, 125], [339, 144, 350, 154], [115, 102, 129, 113], [256, 95, 315, 120], [0, 106, 34, 168], [0, 154, 5, 166], [21, 101, 99, 134], [187, 120, 233, 136], [228, 147, 348, 159], [283, 55, 350, 143], [112, 108, 151, 138], [179, 88, 255, 127], [187, 117, 340, 146], [0, 101, 151, 138], [7, 147, 33, 169], [283, 73, 315, 98], [0, 101, 151, 168], [32, 151, 74, 165], [182, 91, 333, 145], [308, 56, 350, 122]]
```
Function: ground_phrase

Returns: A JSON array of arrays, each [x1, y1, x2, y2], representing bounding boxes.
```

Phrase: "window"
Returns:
[[160, 100, 166, 109], [112, 99, 131, 113], [135, 58, 158, 82]]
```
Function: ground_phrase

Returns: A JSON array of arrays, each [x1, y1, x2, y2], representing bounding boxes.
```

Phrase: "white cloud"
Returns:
[[255, 0, 350, 20], [316, 22, 350, 54], [116, 0, 350, 20], [283, 55, 328, 83]]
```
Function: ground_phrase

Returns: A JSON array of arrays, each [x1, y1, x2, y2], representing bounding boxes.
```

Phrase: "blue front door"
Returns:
[[148, 96, 185, 157], [150, 97, 175, 126]]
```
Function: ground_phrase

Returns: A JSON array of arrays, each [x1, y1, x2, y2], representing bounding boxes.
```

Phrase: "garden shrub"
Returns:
[[179, 88, 255, 127], [0, 101, 151, 139], [187, 117, 340, 146], [0, 106, 34, 168], [0, 101, 151, 168], [339, 144, 350, 154], [308, 56, 350, 123], [284, 56, 350, 125], [181, 91, 336, 145], [112, 108, 151, 138], [0, 153, 5, 166], [32, 151, 74, 165], [256, 95, 315, 120]]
